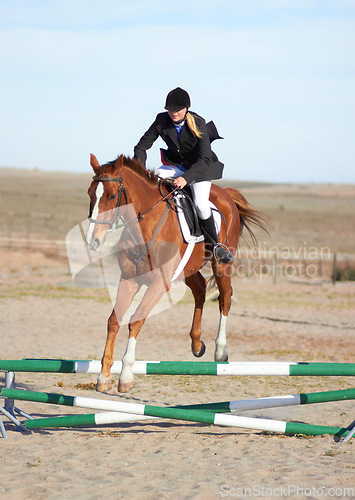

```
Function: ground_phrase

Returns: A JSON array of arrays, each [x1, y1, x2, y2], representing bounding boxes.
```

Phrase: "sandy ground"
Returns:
[[0, 249, 354, 500], [0, 170, 354, 499]]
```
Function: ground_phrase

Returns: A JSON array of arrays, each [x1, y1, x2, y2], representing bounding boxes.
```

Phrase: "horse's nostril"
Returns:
[[89, 238, 100, 251]]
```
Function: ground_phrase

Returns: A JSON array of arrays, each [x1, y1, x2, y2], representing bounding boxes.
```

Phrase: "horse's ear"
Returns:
[[116, 154, 124, 167], [90, 153, 100, 173]]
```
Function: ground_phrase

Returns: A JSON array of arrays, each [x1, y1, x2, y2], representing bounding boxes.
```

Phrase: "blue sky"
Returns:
[[1, 0, 354, 182]]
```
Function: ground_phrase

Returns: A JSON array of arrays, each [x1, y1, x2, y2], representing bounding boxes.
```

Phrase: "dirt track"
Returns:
[[0, 169, 354, 499]]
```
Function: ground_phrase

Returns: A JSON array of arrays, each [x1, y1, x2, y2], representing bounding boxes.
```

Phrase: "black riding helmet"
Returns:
[[164, 87, 191, 111]]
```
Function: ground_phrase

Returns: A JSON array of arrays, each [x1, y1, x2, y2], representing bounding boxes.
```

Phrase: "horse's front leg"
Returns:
[[117, 319, 143, 393], [185, 272, 207, 357], [96, 278, 140, 392], [212, 261, 233, 362], [118, 268, 172, 392]]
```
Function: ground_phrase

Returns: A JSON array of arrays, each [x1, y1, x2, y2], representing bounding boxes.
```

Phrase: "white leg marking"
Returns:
[[97, 372, 112, 385], [120, 337, 136, 383], [86, 182, 104, 245], [215, 313, 228, 361]]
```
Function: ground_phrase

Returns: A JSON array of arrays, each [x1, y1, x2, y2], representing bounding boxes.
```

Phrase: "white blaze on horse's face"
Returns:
[[86, 182, 104, 249]]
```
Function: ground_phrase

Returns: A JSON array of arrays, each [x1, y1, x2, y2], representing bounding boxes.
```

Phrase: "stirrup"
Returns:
[[213, 243, 234, 264]]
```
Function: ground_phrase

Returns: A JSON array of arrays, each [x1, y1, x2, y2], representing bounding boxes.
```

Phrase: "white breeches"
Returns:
[[156, 164, 212, 220]]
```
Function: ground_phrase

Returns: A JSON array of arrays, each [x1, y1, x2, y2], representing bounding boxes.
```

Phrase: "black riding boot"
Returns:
[[199, 215, 234, 264]]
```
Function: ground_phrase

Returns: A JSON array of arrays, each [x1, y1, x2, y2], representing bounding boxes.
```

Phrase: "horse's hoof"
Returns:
[[215, 349, 228, 362], [96, 374, 113, 393], [192, 341, 206, 358], [118, 379, 135, 393]]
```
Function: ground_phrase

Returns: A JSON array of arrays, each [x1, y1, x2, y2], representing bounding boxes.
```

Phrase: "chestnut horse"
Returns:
[[86, 154, 265, 393]]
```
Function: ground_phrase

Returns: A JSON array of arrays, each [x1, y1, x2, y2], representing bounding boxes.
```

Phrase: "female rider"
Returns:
[[133, 87, 234, 264]]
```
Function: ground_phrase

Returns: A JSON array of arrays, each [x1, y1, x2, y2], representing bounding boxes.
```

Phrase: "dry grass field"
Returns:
[[0, 167, 354, 499], [1, 168, 355, 253]]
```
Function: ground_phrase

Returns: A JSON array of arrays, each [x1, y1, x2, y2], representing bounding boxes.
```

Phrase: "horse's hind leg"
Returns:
[[185, 272, 207, 357], [211, 261, 233, 362], [96, 278, 140, 392]]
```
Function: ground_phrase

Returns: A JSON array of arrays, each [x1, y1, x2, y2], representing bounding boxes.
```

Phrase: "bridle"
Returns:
[[88, 174, 179, 263], [88, 174, 178, 229], [88, 175, 127, 231]]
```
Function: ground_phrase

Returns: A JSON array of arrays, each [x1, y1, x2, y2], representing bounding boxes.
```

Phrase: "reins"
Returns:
[[89, 174, 179, 265], [136, 180, 179, 221], [89, 175, 178, 228], [88, 173, 230, 263]]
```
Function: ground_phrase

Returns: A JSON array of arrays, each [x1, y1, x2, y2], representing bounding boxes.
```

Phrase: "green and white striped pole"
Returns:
[[2, 388, 354, 437], [24, 411, 354, 438], [22, 410, 354, 438], [3, 387, 354, 413], [177, 388, 355, 412], [1, 359, 354, 376], [3, 387, 354, 414], [20, 411, 355, 438]]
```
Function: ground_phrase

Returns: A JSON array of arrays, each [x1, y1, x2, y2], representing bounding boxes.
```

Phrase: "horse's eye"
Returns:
[[109, 194, 117, 200]]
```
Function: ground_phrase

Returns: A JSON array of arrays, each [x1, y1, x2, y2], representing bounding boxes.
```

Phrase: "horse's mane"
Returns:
[[105, 155, 160, 185]]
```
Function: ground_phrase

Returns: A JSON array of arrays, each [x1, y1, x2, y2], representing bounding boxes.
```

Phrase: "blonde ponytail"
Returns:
[[185, 112, 203, 139]]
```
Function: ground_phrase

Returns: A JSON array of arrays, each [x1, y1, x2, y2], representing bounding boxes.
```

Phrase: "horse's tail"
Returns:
[[224, 187, 268, 247]]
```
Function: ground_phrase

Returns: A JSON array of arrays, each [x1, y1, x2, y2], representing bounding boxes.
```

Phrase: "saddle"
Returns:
[[162, 180, 221, 244], [175, 186, 203, 238]]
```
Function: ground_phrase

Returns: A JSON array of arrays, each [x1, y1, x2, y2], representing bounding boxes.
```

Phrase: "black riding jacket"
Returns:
[[133, 111, 224, 184]]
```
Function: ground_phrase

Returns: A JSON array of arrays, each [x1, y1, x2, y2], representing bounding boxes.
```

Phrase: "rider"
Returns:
[[133, 87, 234, 264]]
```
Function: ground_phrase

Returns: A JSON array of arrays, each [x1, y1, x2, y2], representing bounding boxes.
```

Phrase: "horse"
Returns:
[[86, 153, 266, 393]]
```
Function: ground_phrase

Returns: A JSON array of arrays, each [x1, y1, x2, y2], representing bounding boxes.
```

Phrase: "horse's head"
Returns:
[[86, 154, 126, 250]]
